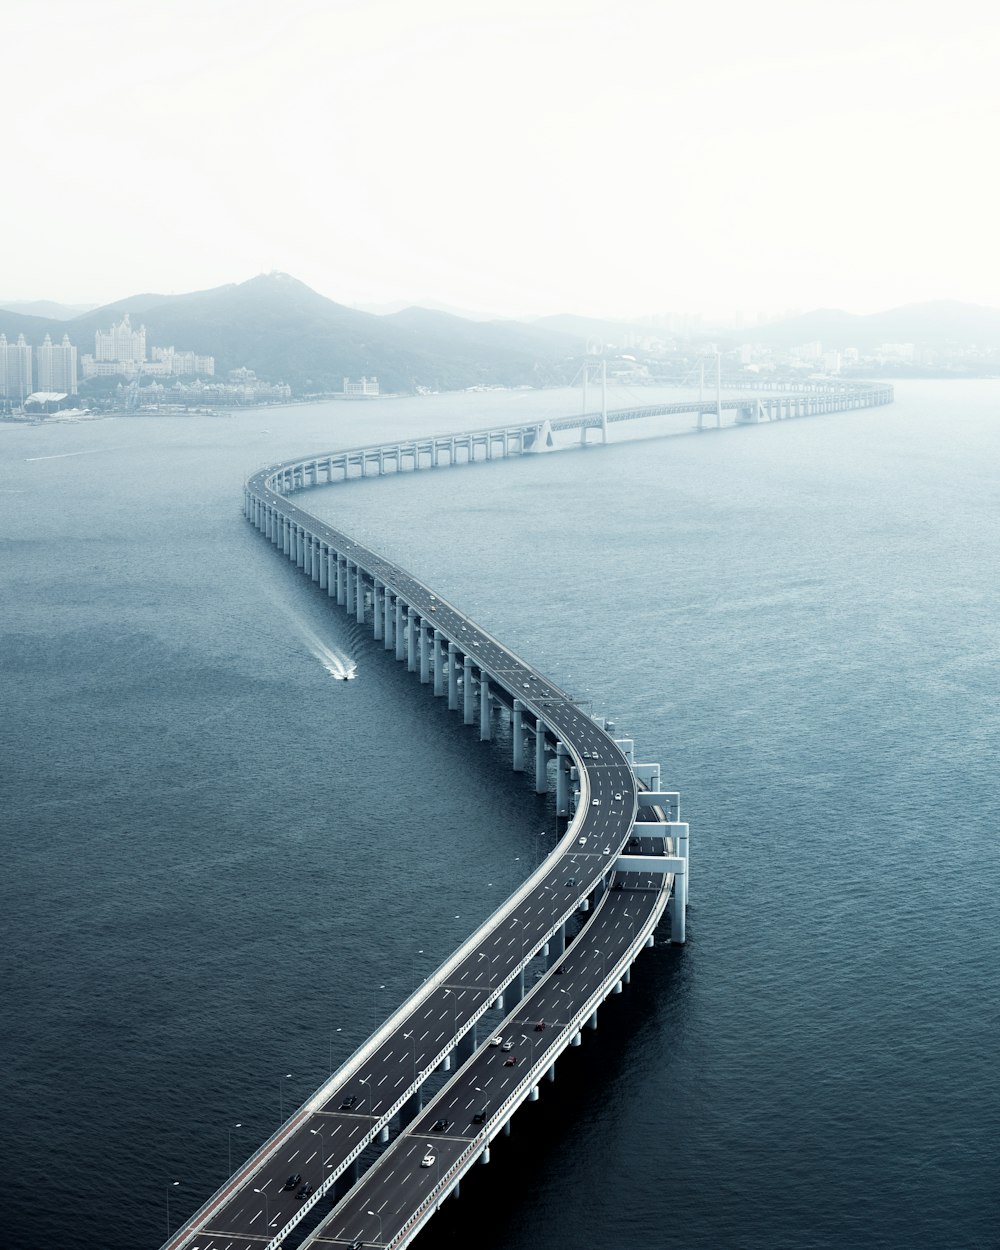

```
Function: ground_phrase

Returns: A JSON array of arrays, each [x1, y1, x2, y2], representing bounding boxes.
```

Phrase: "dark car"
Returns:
[[564, 878, 576, 887], [339, 1095, 358, 1110], [431, 1118, 452, 1132], [534, 1020, 545, 1031], [296, 1183, 313, 1200], [555, 965, 566, 974], [503, 1055, 517, 1067], [283, 1173, 302, 1190], [472, 1109, 488, 1124]]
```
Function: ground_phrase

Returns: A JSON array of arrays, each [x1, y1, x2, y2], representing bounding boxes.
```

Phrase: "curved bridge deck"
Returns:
[[163, 387, 889, 1250]]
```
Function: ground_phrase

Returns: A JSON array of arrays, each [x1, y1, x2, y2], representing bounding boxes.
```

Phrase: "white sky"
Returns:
[[4, 0, 999, 318]]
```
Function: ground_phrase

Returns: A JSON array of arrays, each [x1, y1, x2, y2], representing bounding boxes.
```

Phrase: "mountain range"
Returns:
[[1, 274, 998, 394]]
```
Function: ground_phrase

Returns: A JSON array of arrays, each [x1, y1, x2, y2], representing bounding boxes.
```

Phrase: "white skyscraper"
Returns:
[[36, 333, 78, 394], [94, 314, 146, 365], [0, 333, 33, 402]]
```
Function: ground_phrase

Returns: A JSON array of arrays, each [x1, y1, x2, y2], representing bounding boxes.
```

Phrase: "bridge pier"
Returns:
[[512, 700, 526, 771], [345, 560, 356, 613], [373, 582, 383, 639], [395, 599, 406, 661], [355, 568, 365, 623], [384, 590, 394, 648], [555, 741, 569, 816], [535, 719, 548, 793], [433, 631, 446, 695], [463, 658, 475, 724], [419, 620, 431, 683], [448, 644, 460, 710], [479, 678, 491, 741], [407, 608, 417, 672]]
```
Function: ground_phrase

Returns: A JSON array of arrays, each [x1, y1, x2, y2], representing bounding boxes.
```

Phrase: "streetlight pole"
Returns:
[[166, 1181, 180, 1237], [402, 1029, 417, 1083], [310, 1127, 327, 1188], [330, 1026, 342, 1073], [279, 1073, 292, 1122], [367, 1207, 384, 1246], [253, 1187, 270, 1234], [227, 1122, 242, 1176]]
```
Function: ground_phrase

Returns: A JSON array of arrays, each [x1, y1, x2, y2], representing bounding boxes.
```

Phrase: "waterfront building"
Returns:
[[148, 346, 215, 376], [342, 375, 380, 396], [0, 333, 33, 402], [36, 333, 78, 394], [94, 313, 146, 366]]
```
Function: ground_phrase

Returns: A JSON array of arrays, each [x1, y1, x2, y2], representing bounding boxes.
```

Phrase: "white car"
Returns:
[[591, 798, 600, 806], [489, 1035, 503, 1047], [421, 1151, 435, 1168], [614, 792, 622, 800], [501, 1040, 514, 1052]]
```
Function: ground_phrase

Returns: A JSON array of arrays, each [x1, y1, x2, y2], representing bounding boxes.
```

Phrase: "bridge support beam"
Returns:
[[355, 568, 365, 623], [395, 599, 406, 661], [512, 700, 526, 771], [384, 590, 394, 649], [463, 659, 475, 725], [448, 644, 460, 710], [407, 609, 417, 672], [336, 555, 346, 605], [479, 678, 491, 741], [327, 549, 337, 598], [345, 561, 355, 613], [433, 631, 446, 696], [555, 741, 569, 816], [373, 582, 383, 640], [318, 544, 328, 589], [534, 720, 548, 794], [419, 620, 431, 683]]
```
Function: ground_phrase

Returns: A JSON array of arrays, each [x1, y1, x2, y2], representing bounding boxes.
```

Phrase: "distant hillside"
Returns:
[[0, 299, 97, 321], [745, 301, 1000, 350], [0, 274, 582, 393]]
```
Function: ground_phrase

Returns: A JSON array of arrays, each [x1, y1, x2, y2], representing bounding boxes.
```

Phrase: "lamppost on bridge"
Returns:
[[402, 1029, 417, 1083], [367, 1206, 384, 1246], [227, 1122, 242, 1177], [309, 1126, 328, 1188], [330, 1026, 342, 1073], [253, 1187, 271, 1234], [372, 982, 386, 1030], [166, 1180, 180, 1237], [279, 1072, 293, 1122], [476, 949, 493, 991]]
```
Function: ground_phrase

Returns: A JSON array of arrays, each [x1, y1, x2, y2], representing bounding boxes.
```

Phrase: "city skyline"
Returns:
[[4, 0, 999, 319]]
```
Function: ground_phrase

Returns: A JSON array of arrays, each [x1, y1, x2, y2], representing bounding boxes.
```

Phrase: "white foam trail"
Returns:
[[262, 588, 357, 680], [25, 447, 121, 462]]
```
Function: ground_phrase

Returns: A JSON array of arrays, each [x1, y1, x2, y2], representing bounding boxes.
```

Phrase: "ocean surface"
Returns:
[[2, 381, 998, 1250]]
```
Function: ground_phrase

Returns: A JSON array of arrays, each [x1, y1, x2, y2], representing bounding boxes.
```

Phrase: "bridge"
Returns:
[[162, 384, 889, 1250]]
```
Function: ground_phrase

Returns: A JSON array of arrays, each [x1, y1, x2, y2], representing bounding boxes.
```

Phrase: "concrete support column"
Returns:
[[512, 700, 525, 772], [535, 719, 548, 794], [384, 591, 394, 649], [318, 545, 329, 590], [419, 620, 431, 683], [406, 609, 417, 672], [373, 583, 383, 640], [479, 677, 491, 741], [311, 539, 320, 583], [448, 645, 460, 710], [345, 562, 356, 613], [586, 1010, 598, 1030], [671, 860, 687, 944], [555, 741, 569, 816], [395, 600, 406, 661], [355, 567, 365, 623], [480, 1146, 490, 1165], [570, 1031, 582, 1048], [433, 631, 446, 696], [528, 1086, 539, 1102], [336, 556, 346, 606], [463, 659, 475, 724]]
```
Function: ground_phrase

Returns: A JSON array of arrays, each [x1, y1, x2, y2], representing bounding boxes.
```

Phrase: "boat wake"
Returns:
[[265, 590, 357, 681]]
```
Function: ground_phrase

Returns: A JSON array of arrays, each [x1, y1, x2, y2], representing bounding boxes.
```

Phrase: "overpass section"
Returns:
[[163, 388, 891, 1247]]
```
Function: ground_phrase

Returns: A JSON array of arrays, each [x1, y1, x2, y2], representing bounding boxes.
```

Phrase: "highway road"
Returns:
[[163, 453, 665, 1250]]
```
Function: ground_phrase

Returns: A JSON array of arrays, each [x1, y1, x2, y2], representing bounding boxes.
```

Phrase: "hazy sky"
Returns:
[[5, 0, 999, 318]]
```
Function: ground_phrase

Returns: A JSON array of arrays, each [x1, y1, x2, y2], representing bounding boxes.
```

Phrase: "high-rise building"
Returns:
[[36, 333, 78, 394], [0, 333, 33, 402], [94, 313, 146, 365]]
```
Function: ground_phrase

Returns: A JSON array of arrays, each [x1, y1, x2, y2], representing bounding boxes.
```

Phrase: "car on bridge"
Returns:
[[431, 1118, 452, 1132], [283, 1173, 302, 1190], [421, 1150, 436, 1167]]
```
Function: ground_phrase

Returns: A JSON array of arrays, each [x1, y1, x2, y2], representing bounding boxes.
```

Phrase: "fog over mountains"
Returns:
[[2, 273, 998, 393]]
